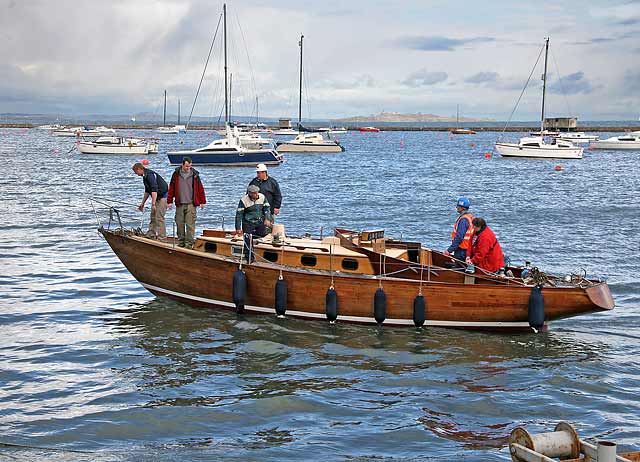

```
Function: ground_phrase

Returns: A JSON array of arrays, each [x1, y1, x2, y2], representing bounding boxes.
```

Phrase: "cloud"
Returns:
[[622, 70, 640, 93], [401, 69, 448, 87], [547, 71, 595, 95], [395, 36, 496, 51], [615, 17, 640, 25], [464, 72, 499, 84]]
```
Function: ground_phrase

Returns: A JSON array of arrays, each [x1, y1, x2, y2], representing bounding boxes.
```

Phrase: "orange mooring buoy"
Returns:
[[400, 140, 405, 146], [142, 159, 150, 166], [554, 165, 563, 171], [484, 153, 491, 158], [470, 143, 476, 147]]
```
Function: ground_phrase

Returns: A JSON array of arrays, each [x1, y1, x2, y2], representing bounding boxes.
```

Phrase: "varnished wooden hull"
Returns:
[[100, 229, 614, 331]]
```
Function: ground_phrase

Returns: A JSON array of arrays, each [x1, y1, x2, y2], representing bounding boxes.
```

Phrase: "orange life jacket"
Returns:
[[451, 212, 474, 250]]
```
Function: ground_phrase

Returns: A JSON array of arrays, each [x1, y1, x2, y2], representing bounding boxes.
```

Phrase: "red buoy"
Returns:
[[399, 140, 405, 146], [142, 159, 150, 166], [484, 153, 491, 158], [470, 143, 476, 147], [554, 165, 563, 171]]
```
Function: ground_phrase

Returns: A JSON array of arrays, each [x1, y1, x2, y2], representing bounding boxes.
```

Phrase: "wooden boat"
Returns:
[[98, 221, 614, 332]]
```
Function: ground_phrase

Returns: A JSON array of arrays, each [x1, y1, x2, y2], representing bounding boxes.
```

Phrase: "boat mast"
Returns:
[[540, 37, 549, 134], [163, 89, 167, 127], [223, 3, 228, 124], [229, 73, 233, 123], [298, 34, 304, 129], [456, 104, 460, 129], [256, 96, 259, 124], [178, 99, 181, 125]]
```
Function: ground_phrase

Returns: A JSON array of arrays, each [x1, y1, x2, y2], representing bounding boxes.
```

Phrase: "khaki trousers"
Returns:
[[175, 203, 197, 247], [148, 197, 167, 239]]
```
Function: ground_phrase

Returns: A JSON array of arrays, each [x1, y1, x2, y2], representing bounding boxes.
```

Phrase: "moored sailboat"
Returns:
[[495, 38, 583, 160]]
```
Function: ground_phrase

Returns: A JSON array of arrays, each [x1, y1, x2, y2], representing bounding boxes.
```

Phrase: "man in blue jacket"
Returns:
[[132, 162, 168, 239], [444, 196, 474, 262]]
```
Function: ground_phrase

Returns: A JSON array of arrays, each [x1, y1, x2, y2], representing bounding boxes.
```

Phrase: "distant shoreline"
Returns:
[[3, 123, 639, 132]]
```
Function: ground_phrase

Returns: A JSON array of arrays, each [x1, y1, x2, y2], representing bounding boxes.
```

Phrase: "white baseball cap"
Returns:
[[256, 163, 268, 172]]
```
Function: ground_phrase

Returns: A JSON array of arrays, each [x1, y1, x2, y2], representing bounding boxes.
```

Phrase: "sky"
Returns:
[[1, 0, 639, 121]]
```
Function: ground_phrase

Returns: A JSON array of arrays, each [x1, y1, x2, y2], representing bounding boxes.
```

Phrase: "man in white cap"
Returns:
[[248, 163, 282, 217]]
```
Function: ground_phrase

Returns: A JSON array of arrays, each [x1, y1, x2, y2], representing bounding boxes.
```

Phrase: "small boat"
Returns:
[[276, 132, 344, 153], [97, 217, 614, 332], [554, 131, 599, 144], [276, 35, 345, 153], [167, 124, 282, 166], [272, 128, 299, 136], [450, 105, 476, 134], [589, 134, 640, 150], [77, 136, 159, 155], [496, 38, 583, 159], [316, 126, 348, 134], [530, 130, 560, 136], [359, 126, 380, 132]]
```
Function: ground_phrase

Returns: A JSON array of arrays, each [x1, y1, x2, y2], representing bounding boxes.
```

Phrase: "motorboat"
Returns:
[[450, 105, 476, 135], [96, 219, 614, 332], [276, 132, 344, 153], [316, 126, 348, 134], [77, 136, 159, 155], [36, 124, 64, 130], [589, 134, 640, 150], [52, 126, 116, 137], [167, 124, 282, 166], [495, 38, 583, 159], [554, 132, 599, 144], [359, 126, 380, 132], [496, 136, 583, 159]]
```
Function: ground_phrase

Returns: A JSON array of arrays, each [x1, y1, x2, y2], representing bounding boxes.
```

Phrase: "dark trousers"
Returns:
[[242, 222, 269, 238]]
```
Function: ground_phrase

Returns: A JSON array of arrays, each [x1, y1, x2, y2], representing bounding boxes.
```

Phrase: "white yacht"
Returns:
[[276, 132, 344, 153], [157, 125, 186, 134], [36, 124, 64, 131], [589, 134, 640, 150], [495, 38, 583, 160], [52, 126, 116, 137], [77, 136, 158, 155]]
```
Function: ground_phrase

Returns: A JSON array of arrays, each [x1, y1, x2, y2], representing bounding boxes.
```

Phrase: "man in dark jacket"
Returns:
[[248, 163, 282, 217], [167, 156, 207, 249], [132, 162, 168, 239], [235, 185, 272, 237]]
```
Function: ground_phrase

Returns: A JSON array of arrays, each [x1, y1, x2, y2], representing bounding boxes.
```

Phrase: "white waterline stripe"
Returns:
[[141, 283, 534, 328]]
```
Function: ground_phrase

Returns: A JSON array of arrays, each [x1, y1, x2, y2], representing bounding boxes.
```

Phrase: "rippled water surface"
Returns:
[[1, 128, 639, 461]]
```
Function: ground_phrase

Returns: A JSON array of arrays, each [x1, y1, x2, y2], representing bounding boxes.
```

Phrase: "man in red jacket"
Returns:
[[465, 217, 504, 274], [167, 157, 206, 249]]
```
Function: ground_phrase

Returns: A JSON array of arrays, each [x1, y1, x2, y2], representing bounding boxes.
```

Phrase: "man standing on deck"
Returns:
[[248, 163, 282, 218], [235, 185, 272, 237], [443, 196, 474, 262], [132, 162, 168, 239], [167, 156, 207, 249]]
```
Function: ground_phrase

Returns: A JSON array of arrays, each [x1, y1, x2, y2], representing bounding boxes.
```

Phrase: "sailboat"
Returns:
[[167, 4, 282, 166], [157, 91, 187, 134], [450, 105, 476, 135], [495, 38, 583, 159], [276, 35, 345, 153]]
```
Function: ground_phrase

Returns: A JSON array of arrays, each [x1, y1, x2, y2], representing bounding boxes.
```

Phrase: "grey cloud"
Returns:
[[401, 69, 448, 87], [615, 17, 640, 25], [547, 72, 595, 95], [395, 36, 496, 51], [622, 70, 640, 93], [465, 72, 499, 84]]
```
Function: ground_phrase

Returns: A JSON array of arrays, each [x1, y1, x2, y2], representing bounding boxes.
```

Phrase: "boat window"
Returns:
[[341, 258, 359, 271], [301, 254, 317, 266], [263, 250, 279, 262], [522, 143, 540, 147], [204, 242, 217, 253], [231, 246, 243, 256]]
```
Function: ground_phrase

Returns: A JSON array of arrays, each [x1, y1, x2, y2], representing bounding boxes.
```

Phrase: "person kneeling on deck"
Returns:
[[465, 217, 504, 274], [443, 196, 474, 266], [167, 156, 207, 249], [235, 185, 272, 238]]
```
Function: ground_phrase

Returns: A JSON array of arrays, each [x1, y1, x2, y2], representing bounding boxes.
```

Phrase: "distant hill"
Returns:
[[334, 111, 493, 123]]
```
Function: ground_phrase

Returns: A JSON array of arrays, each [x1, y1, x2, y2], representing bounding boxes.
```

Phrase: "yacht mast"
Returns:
[[223, 3, 228, 124], [540, 37, 549, 134], [163, 90, 167, 127], [298, 34, 304, 129], [178, 99, 181, 125]]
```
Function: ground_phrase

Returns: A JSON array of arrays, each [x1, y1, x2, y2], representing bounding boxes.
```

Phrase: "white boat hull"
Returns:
[[589, 138, 640, 150], [276, 142, 344, 153], [77, 143, 149, 155], [495, 142, 583, 159]]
